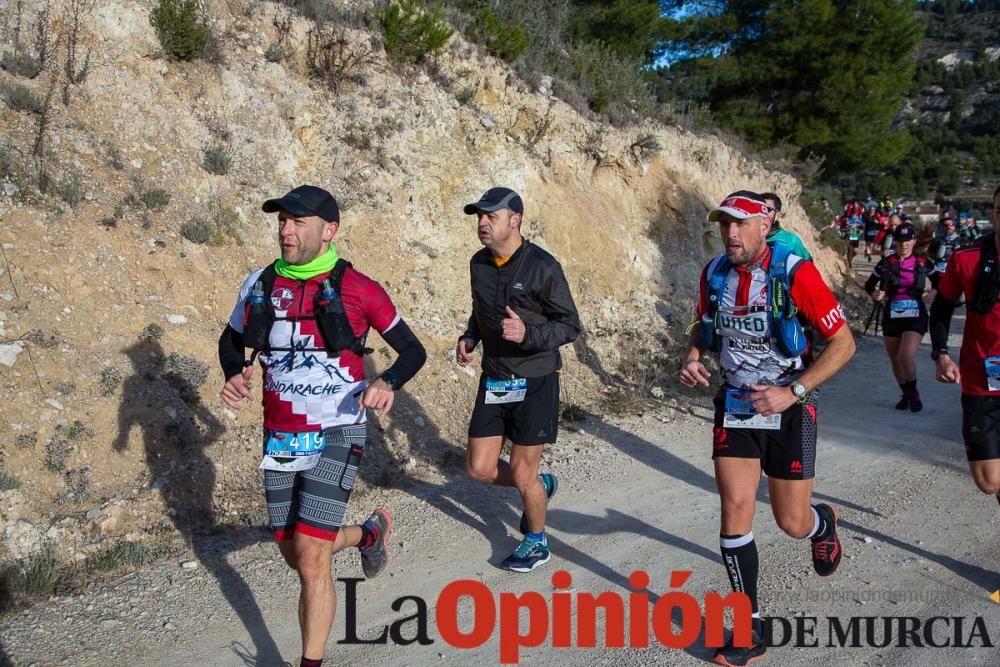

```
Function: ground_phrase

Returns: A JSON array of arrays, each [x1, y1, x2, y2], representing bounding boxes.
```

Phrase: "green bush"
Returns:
[[150, 0, 210, 61], [180, 219, 213, 244], [56, 171, 84, 208], [140, 188, 171, 211], [0, 473, 20, 491], [1, 51, 42, 78], [1, 82, 43, 114], [44, 436, 70, 472], [99, 366, 122, 395], [164, 352, 209, 388], [381, 0, 453, 64], [469, 8, 528, 62], [181, 198, 242, 246], [563, 41, 655, 124], [265, 43, 285, 63], [84, 542, 155, 572], [201, 143, 231, 175], [0, 544, 63, 609], [140, 323, 165, 343]]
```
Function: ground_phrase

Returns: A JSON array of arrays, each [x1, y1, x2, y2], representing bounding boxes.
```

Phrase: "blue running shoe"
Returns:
[[519, 473, 558, 534], [501, 536, 551, 573]]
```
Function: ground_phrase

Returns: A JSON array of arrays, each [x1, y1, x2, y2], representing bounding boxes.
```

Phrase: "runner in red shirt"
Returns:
[[680, 191, 856, 665], [929, 184, 1000, 508], [218, 186, 427, 667]]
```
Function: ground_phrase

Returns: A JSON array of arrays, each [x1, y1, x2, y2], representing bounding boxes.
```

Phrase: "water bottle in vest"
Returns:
[[317, 279, 337, 309], [244, 280, 272, 350], [314, 277, 356, 354]]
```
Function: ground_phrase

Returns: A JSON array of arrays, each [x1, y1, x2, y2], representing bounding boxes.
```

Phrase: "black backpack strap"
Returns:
[[971, 237, 999, 315], [329, 259, 351, 290], [244, 261, 280, 364], [258, 262, 279, 304], [914, 259, 927, 295]]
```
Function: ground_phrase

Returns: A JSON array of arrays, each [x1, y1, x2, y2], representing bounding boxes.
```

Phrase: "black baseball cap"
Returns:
[[463, 187, 524, 216], [262, 185, 340, 223], [894, 222, 917, 241]]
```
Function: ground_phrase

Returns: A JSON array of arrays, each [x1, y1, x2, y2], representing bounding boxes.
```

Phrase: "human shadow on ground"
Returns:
[[114, 341, 279, 666], [363, 379, 524, 569], [0, 642, 12, 667], [366, 379, 725, 662]]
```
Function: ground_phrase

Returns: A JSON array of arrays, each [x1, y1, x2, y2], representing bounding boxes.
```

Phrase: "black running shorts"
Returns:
[[263, 424, 365, 541], [880, 302, 928, 337], [961, 394, 1000, 462], [468, 372, 559, 445], [712, 387, 819, 480]]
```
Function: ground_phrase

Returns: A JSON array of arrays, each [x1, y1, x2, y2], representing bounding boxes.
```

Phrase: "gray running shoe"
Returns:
[[360, 508, 392, 578]]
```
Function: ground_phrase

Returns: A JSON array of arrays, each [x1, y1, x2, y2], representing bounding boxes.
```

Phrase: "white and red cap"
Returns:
[[708, 195, 770, 222]]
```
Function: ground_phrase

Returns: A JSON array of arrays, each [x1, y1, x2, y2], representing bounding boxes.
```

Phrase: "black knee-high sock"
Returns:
[[720, 532, 760, 633]]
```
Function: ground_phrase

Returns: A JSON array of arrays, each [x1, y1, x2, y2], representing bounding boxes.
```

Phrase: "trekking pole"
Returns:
[[863, 301, 883, 337]]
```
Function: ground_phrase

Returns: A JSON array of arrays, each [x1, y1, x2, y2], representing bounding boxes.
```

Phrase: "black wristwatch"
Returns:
[[379, 370, 401, 391], [930, 349, 949, 361]]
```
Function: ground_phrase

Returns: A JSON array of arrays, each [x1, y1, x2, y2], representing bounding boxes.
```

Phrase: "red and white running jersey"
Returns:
[[228, 266, 399, 432], [937, 244, 1000, 397], [697, 248, 846, 387]]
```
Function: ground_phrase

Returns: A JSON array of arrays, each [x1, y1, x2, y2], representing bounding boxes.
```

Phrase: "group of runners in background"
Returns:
[[821, 195, 984, 270]]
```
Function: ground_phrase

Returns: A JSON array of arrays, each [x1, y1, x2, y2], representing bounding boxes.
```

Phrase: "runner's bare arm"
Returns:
[[679, 322, 711, 387], [794, 325, 855, 393]]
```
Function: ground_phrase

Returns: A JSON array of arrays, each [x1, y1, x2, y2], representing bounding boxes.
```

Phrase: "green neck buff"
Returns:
[[275, 245, 339, 280]]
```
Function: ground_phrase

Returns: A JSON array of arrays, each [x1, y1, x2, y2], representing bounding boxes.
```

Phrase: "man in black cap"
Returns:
[[456, 186, 581, 572], [217, 185, 426, 667]]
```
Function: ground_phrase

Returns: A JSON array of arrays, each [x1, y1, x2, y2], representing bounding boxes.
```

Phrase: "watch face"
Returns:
[[793, 383, 806, 396]]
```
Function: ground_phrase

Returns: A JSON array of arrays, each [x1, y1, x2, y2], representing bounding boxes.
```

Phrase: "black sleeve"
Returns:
[[928, 260, 941, 290], [380, 318, 426, 390], [521, 263, 582, 353], [929, 293, 957, 353], [218, 325, 246, 380], [863, 260, 884, 294], [460, 259, 481, 345], [461, 312, 481, 345]]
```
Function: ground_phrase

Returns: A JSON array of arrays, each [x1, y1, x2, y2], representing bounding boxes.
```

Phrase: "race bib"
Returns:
[[848, 229, 861, 240], [722, 387, 781, 430], [889, 299, 919, 319], [485, 377, 527, 404], [260, 430, 325, 472], [985, 356, 1000, 392]]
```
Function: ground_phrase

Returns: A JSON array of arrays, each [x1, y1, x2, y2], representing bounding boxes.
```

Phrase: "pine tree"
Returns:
[[661, 0, 925, 175]]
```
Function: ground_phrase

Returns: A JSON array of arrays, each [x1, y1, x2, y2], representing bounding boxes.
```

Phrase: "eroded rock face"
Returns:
[[0, 0, 834, 567]]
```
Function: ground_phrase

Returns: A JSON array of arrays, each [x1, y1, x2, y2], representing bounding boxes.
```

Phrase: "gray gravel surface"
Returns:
[[2, 312, 997, 667]]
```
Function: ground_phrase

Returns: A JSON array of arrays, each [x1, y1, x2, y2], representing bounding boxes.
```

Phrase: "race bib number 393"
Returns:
[[485, 377, 527, 404]]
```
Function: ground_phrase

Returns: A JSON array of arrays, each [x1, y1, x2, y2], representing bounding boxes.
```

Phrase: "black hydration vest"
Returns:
[[883, 254, 927, 298], [242, 259, 371, 363], [970, 237, 999, 316]]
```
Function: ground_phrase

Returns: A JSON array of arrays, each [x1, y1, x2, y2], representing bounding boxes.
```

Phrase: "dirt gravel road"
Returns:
[[3, 303, 997, 667]]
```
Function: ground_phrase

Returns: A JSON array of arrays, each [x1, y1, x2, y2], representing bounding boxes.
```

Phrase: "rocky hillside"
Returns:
[[0, 0, 841, 580]]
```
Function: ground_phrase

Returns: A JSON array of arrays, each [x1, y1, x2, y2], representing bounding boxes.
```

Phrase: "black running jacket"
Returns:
[[461, 240, 581, 379]]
